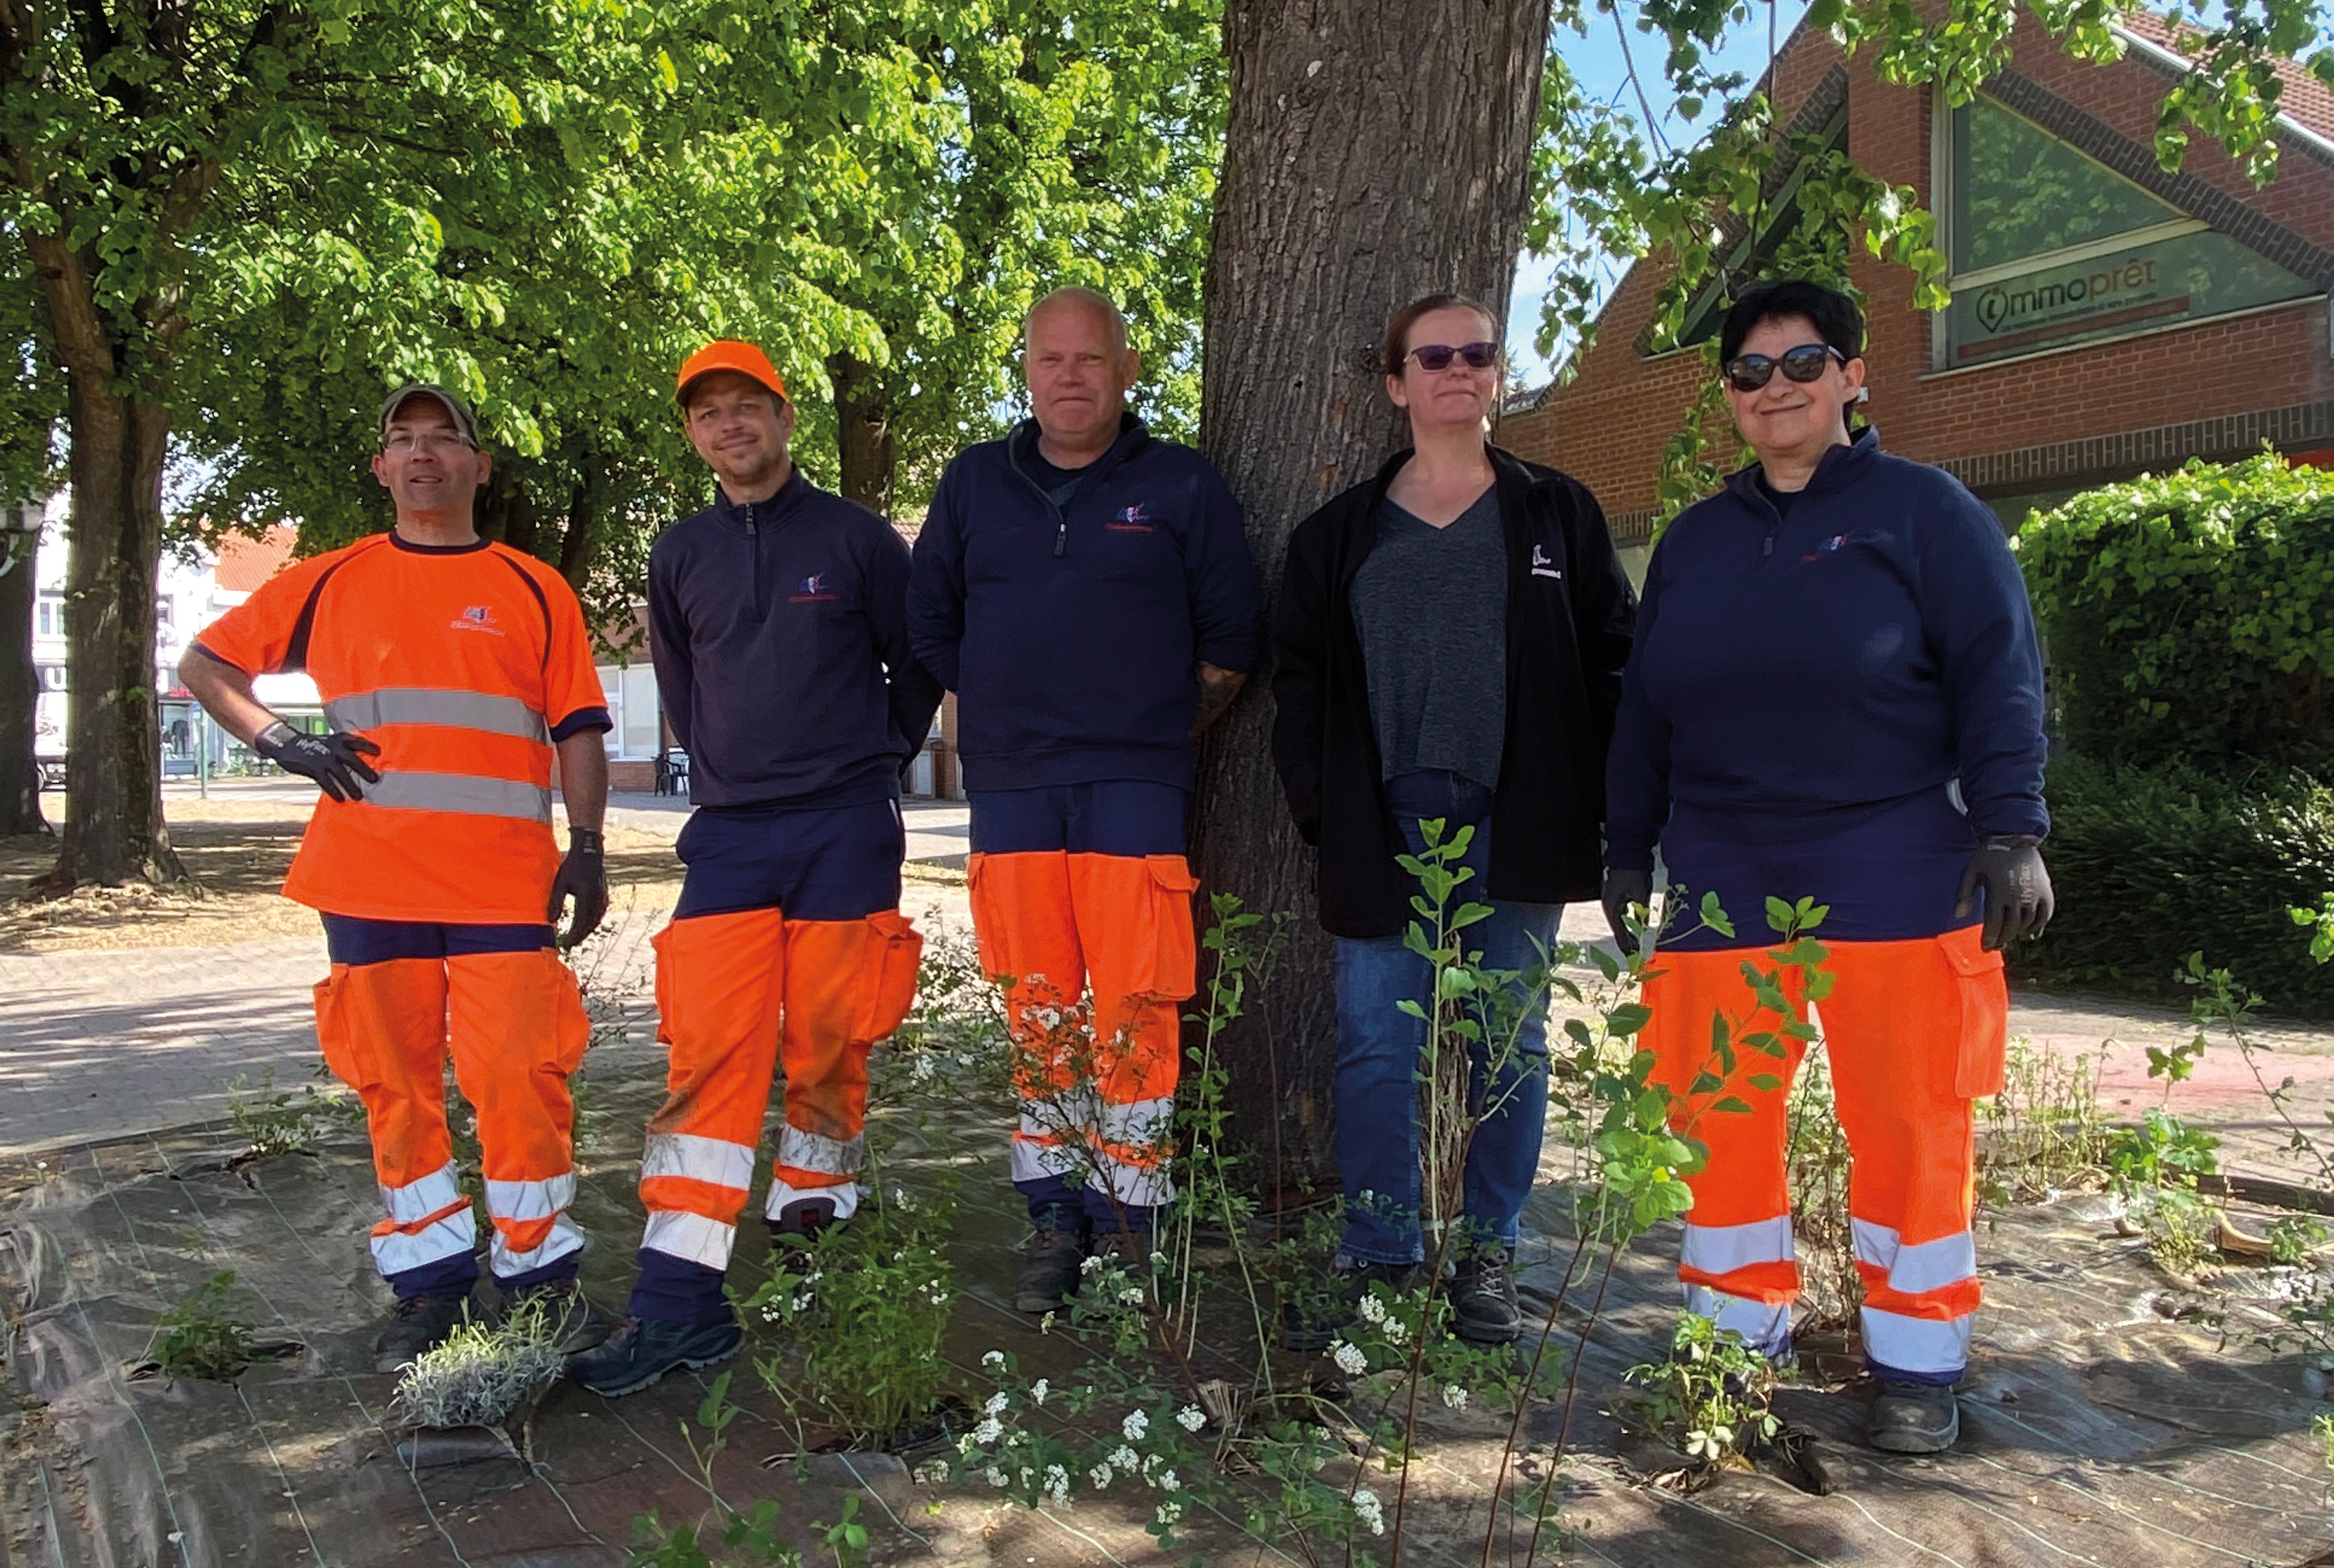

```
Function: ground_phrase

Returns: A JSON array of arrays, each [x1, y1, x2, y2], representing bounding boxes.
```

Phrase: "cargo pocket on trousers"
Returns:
[[964, 853, 1013, 981], [1944, 934, 2009, 1099], [1135, 855, 1203, 1002], [855, 911, 925, 1045], [311, 971, 377, 1094]]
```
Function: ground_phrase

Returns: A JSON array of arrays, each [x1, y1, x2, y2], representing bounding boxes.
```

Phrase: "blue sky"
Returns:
[[1507, 3, 1813, 386]]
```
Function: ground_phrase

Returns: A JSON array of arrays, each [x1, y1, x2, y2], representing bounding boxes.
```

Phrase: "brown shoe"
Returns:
[[1014, 1227, 1087, 1313]]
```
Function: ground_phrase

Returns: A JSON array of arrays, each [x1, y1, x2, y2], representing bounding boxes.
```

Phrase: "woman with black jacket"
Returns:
[[1270, 292, 1636, 1346]]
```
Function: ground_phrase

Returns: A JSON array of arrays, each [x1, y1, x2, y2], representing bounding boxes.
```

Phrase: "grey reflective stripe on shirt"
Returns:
[[324, 688, 550, 743], [363, 772, 553, 823]]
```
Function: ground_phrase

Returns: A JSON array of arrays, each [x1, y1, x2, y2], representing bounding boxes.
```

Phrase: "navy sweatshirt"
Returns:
[[907, 416, 1263, 792], [1605, 427, 2048, 871], [648, 469, 944, 811]]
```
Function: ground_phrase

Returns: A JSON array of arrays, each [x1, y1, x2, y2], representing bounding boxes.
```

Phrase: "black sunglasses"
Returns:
[[1405, 340, 1500, 373], [1723, 343, 1850, 392]]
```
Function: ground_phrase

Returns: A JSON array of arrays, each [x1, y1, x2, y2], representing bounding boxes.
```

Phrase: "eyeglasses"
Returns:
[[381, 430, 477, 455], [1405, 341, 1500, 373], [1723, 343, 1850, 392]]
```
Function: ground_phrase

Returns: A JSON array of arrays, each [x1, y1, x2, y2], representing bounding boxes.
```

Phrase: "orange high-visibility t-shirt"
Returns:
[[194, 534, 612, 924]]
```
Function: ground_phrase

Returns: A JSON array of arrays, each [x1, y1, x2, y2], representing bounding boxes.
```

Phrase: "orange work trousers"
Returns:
[[1642, 926, 2007, 1377], [634, 907, 922, 1277], [313, 924, 589, 1294], [966, 850, 1199, 1212]]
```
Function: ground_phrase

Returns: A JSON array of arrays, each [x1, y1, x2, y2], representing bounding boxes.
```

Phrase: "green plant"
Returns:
[[225, 1068, 364, 1159], [2014, 453, 2334, 769], [2268, 1215, 2329, 1267], [2313, 1411, 2333, 1477], [625, 1372, 868, 1568], [743, 1190, 955, 1445], [1622, 1313, 1781, 1468], [2105, 1108, 2223, 1277], [2011, 755, 2334, 1015], [1977, 1036, 2110, 1201], [391, 1301, 562, 1430], [1783, 1045, 1858, 1333], [150, 1272, 258, 1381]]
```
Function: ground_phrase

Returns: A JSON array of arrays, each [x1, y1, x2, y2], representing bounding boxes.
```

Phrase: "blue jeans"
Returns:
[[1333, 772, 1560, 1265]]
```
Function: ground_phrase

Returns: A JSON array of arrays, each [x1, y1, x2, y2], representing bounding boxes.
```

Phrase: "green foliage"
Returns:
[[151, 1272, 258, 1381], [2016, 454, 2334, 769], [2106, 1107, 2221, 1277], [625, 1372, 868, 1568], [2012, 754, 2334, 1015], [391, 1300, 563, 1430], [1622, 1313, 1780, 1466], [226, 1068, 364, 1159], [1978, 1036, 2110, 1202]]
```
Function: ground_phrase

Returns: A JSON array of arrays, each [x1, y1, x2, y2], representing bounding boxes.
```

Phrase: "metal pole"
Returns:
[[196, 707, 209, 799]]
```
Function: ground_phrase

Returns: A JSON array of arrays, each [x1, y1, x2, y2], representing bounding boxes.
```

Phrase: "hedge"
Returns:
[[2015, 453, 2334, 770], [2012, 752, 2334, 1016]]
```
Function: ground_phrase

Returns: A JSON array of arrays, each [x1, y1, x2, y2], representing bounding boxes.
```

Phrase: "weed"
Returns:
[[2314, 1411, 2333, 1476], [391, 1301, 563, 1429], [151, 1272, 257, 1380], [1784, 1045, 1857, 1333], [226, 1068, 363, 1158], [1978, 1038, 2111, 1201], [625, 1371, 868, 1568], [2268, 1215, 2329, 1266], [2106, 1108, 2223, 1276], [1622, 1313, 1781, 1467]]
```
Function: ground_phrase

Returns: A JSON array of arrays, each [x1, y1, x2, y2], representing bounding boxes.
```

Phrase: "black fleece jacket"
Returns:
[[1270, 445, 1637, 938]]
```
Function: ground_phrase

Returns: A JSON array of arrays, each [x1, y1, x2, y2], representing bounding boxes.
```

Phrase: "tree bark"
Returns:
[[829, 352, 898, 517], [1193, 0, 1551, 1184], [0, 502, 49, 839]]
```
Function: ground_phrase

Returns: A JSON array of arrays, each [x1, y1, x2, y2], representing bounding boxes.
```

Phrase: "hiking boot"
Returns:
[[1282, 1259, 1422, 1353], [769, 1196, 847, 1274], [373, 1294, 472, 1374], [501, 1277, 609, 1354], [1014, 1227, 1088, 1314], [1088, 1229, 1154, 1268], [1867, 1379, 1960, 1454], [567, 1315, 742, 1398], [1448, 1249, 1523, 1346]]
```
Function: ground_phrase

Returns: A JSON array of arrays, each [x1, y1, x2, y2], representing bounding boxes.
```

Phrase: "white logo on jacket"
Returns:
[[1530, 546, 1563, 580]]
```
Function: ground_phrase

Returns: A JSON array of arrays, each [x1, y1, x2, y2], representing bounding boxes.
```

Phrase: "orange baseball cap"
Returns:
[[675, 340, 788, 405]]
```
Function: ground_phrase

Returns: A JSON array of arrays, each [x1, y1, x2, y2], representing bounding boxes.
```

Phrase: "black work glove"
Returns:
[[255, 721, 380, 803], [1601, 867, 1654, 956], [1955, 834, 2054, 951], [550, 827, 609, 949]]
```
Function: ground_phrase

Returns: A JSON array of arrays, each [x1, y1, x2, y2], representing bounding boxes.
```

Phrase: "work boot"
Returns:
[[1867, 1379, 1960, 1454], [1448, 1248, 1523, 1346], [372, 1294, 472, 1374], [567, 1315, 743, 1398], [501, 1277, 609, 1354], [1282, 1259, 1422, 1353], [769, 1196, 846, 1275], [1014, 1227, 1088, 1314]]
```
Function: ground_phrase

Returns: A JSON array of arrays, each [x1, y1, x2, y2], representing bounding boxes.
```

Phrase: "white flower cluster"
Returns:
[[984, 1391, 1011, 1416], [1382, 1316, 1409, 1347], [1030, 1378, 1050, 1406], [1356, 1293, 1387, 1325], [1328, 1338, 1368, 1376], [1042, 1463, 1071, 1508], [1088, 1461, 1117, 1489], [971, 1417, 1003, 1445], [1352, 1489, 1385, 1536], [1122, 1408, 1149, 1441], [1175, 1404, 1206, 1432], [1441, 1384, 1468, 1410], [1118, 1286, 1147, 1306], [981, 1349, 1006, 1369], [1155, 1499, 1186, 1526]]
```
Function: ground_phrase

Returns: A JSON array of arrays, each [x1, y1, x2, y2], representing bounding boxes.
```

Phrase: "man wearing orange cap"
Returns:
[[572, 341, 943, 1396], [181, 384, 612, 1370]]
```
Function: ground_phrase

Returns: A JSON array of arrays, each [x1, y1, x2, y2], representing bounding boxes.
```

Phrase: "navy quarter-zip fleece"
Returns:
[[648, 469, 943, 809], [907, 416, 1263, 792], [1604, 426, 2047, 871]]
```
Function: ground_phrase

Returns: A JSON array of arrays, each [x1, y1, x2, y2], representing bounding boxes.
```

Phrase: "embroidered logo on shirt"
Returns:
[[1530, 545, 1563, 580], [1802, 534, 1856, 563], [450, 604, 504, 635], [790, 573, 839, 603], [1108, 503, 1155, 533]]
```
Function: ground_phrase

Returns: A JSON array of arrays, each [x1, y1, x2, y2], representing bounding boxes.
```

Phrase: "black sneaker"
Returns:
[[501, 1277, 609, 1354], [1014, 1227, 1088, 1314], [1282, 1260, 1422, 1353], [373, 1294, 472, 1374], [1867, 1379, 1960, 1454], [1449, 1249, 1522, 1345], [567, 1315, 742, 1397]]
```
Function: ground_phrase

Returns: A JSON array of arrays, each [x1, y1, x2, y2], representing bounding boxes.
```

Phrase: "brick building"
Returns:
[[1500, 11, 2334, 570]]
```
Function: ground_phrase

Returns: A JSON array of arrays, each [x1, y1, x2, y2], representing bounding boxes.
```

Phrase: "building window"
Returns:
[[1937, 93, 2315, 368], [34, 593, 63, 638], [599, 663, 664, 761]]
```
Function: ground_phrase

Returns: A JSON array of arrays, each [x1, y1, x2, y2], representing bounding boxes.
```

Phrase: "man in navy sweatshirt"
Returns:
[[573, 340, 943, 1396], [908, 288, 1262, 1312]]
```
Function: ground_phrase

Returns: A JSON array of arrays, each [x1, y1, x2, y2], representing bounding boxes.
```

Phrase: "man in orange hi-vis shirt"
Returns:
[[181, 384, 614, 1372]]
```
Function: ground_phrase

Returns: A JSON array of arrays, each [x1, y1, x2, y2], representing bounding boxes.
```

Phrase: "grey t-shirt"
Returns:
[[1348, 485, 1508, 787]]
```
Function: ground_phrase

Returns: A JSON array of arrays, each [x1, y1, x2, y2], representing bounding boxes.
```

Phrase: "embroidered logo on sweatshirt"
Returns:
[[1802, 533, 1857, 563], [1108, 503, 1155, 533], [1530, 545, 1562, 580], [790, 573, 839, 603]]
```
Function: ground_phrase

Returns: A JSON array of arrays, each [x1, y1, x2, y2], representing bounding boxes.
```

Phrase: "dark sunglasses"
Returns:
[[1723, 343, 1850, 392], [1405, 340, 1500, 372]]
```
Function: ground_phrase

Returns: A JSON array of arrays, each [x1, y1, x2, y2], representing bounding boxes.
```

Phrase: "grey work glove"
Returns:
[[1955, 834, 2054, 951], [1601, 867, 1654, 956], [254, 721, 380, 803]]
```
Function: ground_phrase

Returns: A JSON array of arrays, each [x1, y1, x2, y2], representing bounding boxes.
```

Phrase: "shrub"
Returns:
[[2014, 752, 2334, 1014], [2015, 453, 2334, 769]]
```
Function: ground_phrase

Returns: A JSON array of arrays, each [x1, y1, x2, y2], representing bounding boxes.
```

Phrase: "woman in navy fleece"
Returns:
[[1602, 280, 2052, 1456]]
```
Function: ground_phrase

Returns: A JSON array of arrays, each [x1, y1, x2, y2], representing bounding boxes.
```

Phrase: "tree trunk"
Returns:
[[1193, 0, 1551, 1184], [0, 502, 49, 839], [476, 467, 539, 555], [39, 372, 185, 889], [829, 352, 898, 517], [556, 458, 602, 595]]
